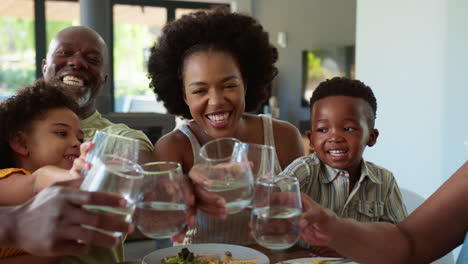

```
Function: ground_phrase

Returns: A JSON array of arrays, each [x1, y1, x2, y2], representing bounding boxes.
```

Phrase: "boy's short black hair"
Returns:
[[309, 77, 377, 128], [147, 8, 278, 119], [0, 79, 79, 168]]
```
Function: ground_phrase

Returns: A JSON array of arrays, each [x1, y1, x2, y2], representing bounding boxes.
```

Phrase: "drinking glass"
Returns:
[[240, 142, 276, 180], [199, 137, 255, 214], [80, 154, 143, 237], [85, 130, 140, 170], [133, 162, 189, 239], [251, 176, 302, 250]]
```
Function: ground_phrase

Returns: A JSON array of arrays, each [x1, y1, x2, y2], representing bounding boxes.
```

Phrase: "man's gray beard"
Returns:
[[77, 89, 92, 108]]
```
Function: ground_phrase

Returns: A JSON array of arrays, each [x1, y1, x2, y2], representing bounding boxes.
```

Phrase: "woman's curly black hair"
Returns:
[[147, 8, 278, 119], [0, 79, 79, 168]]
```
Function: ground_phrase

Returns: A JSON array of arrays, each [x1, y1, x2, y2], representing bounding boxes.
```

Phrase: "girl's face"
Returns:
[[24, 107, 83, 171], [182, 50, 246, 139]]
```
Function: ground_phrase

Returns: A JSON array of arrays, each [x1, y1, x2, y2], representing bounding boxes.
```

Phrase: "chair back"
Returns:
[[400, 187, 425, 214]]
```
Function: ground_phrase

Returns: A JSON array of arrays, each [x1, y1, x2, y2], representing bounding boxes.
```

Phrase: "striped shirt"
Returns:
[[281, 153, 407, 223]]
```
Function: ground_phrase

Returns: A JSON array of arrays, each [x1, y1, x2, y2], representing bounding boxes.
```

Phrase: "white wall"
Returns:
[[244, 0, 467, 198], [356, 0, 468, 198], [443, 0, 468, 183], [252, 0, 356, 126]]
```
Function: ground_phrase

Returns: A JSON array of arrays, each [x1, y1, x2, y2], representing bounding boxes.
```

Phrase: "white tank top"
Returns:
[[178, 115, 282, 244]]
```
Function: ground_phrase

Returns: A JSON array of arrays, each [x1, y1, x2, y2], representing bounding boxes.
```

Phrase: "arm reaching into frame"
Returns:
[[0, 180, 134, 257], [299, 161, 468, 264]]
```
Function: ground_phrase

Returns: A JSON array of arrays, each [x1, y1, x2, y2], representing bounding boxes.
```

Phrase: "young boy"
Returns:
[[0, 79, 86, 262], [281, 77, 407, 256]]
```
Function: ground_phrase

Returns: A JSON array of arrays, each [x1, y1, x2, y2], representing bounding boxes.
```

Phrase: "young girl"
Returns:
[[0, 79, 86, 263]]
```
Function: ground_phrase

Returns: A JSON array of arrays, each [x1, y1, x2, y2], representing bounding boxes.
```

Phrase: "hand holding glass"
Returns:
[[251, 176, 302, 250], [199, 137, 255, 214], [134, 162, 189, 239], [80, 155, 143, 237]]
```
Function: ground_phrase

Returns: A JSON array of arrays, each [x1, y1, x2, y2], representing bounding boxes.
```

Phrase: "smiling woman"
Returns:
[[147, 8, 305, 245]]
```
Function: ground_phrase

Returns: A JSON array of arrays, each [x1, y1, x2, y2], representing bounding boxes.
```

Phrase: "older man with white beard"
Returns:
[[41, 26, 154, 163]]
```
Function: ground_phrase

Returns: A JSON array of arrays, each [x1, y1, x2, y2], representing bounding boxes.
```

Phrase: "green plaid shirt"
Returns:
[[281, 153, 408, 223]]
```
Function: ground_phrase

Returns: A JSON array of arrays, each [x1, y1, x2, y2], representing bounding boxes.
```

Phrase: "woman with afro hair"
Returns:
[[148, 8, 305, 245]]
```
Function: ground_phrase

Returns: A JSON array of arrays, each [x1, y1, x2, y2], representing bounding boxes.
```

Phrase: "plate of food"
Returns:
[[277, 258, 356, 264], [142, 243, 269, 264]]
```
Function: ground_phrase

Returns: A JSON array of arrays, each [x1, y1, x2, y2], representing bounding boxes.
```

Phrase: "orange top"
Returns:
[[0, 168, 29, 258], [0, 168, 30, 179]]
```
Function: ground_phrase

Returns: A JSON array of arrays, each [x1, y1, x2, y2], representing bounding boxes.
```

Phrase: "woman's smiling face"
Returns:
[[182, 50, 246, 139]]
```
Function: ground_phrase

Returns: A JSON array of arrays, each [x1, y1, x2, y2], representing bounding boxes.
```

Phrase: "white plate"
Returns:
[[277, 257, 355, 264], [142, 243, 269, 264]]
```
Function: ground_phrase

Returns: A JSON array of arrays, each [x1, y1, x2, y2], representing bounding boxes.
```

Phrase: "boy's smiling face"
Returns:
[[309, 96, 378, 177]]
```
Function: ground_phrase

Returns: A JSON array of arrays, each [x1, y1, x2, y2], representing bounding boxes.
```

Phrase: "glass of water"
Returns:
[[199, 137, 255, 214], [251, 176, 302, 250], [80, 154, 143, 237], [84, 130, 140, 171], [133, 161, 189, 239], [240, 142, 276, 180]]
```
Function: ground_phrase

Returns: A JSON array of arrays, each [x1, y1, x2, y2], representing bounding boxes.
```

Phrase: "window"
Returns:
[[0, 0, 35, 101], [176, 8, 204, 19], [112, 3, 217, 113], [45, 0, 80, 45], [0, 0, 228, 113], [113, 5, 167, 113]]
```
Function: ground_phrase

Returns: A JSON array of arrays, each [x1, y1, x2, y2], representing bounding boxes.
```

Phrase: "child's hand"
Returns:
[[32, 143, 95, 193], [69, 142, 94, 179], [299, 195, 337, 246]]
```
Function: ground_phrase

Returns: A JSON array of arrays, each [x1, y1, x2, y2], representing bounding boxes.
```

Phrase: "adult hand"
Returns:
[[299, 194, 337, 246], [7, 181, 133, 256], [188, 164, 227, 219]]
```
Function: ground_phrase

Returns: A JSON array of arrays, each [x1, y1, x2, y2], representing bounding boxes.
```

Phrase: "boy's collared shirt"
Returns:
[[281, 153, 408, 223]]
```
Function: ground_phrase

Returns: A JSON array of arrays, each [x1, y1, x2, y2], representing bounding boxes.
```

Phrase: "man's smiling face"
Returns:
[[42, 27, 108, 116]]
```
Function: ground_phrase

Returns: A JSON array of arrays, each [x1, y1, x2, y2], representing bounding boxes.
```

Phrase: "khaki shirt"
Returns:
[[81, 111, 154, 152]]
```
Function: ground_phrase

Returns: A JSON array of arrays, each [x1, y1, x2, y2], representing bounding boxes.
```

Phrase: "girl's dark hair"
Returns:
[[0, 79, 79, 168], [148, 8, 278, 119]]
